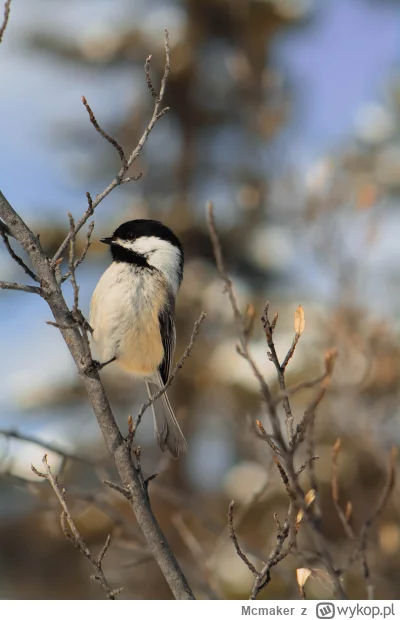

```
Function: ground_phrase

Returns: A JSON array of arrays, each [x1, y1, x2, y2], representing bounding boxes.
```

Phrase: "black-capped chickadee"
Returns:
[[90, 219, 187, 458]]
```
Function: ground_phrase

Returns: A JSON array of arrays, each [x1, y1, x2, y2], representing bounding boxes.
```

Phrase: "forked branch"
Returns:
[[32, 455, 120, 600]]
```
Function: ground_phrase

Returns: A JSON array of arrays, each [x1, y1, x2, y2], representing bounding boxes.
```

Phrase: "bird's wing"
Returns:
[[158, 291, 176, 385]]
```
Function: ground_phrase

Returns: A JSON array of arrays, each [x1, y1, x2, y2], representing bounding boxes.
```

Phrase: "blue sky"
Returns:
[[1, 0, 400, 471], [274, 0, 400, 162]]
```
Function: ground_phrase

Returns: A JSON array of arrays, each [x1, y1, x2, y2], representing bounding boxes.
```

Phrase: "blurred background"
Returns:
[[1, 0, 400, 600]]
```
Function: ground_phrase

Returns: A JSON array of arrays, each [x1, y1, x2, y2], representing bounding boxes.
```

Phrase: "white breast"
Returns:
[[90, 262, 166, 377]]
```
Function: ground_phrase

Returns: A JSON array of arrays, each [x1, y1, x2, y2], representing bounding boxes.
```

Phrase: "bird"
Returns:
[[89, 219, 187, 458]]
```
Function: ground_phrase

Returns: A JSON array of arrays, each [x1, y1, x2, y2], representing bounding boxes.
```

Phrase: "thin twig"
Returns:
[[1, 229, 38, 281], [271, 373, 327, 407], [296, 456, 319, 478], [342, 447, 397, 600], [103, 479, 132, 500], [291, 352, 337, 450], [46, 320, 75, 329], [32, 455, 119, 599], [281, 333, 301, 372], [228, 501, 258, 576], [75, 221, 95, 269], [52, 30, 171, 266], [0, 0, 11, 44], [68, 214, 79, 313], [250, 508, 294, 600], [82, 96, 128, 169], [261, 303, 295, 442], [206, 201, 346, 600], [172, 513, 218, 600], [0, 32, 194, 596], [255, 420, 283, 457], [65, 213, 93, 361], [62, 221, 95, 283], [145, 55, 158, 99], [206, 201, 242, 323], [206, 201, 282, 443], [131, 311, 206, 436], [0, 429, 96, 467], [331, 438, 355, 540], [365, 447, 397, 525], [207, 472, 272, 570]]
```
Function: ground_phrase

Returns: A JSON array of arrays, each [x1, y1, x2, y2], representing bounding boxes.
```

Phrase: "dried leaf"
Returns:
[[345, 501, 352, 522], [296, 509, 304, 525], [294, 305, 305, 336], [305, 489, 316, 506], [333, 438, 341, 455], [297, 489, 317, 525], [296, 567, 312, 588]]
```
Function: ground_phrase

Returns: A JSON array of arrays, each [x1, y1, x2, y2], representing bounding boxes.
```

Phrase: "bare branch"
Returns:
[[46, 320, 75, 329], [0, 54, 194, 598], [208, 472, 272, 570], [207, 201, 346, 599], [103, 479, 132, 500], [331, 438, 355, 540], [250, 516, 292, 600], [366, 446, 397, 525], [0, 0, 11, 44], [68, 213, 79, 313], [62, 221, 95, 283], [291, 350, 338, 450], [131, 311, 206, 436], [261, 303, 295, 442], [248, 483, 297, 601], [281, 333, 301, 372], [271, 373, 327, 406], [296, 456, 319, 478], [206, 202, 283, 444], [82, 96, 128, 170], [52, 30, 172, 266], [0, 280, 42, 294], [343, 447, 397, 599], [75, 221, 95, 268], [32, 455, 119, 599], [172, 513, 219, 600], [1, 228, 38, 281], [0, 428, 96, 467], [145, 55, 158, 99], [228, 501, 259, 577], [98, 534, 112, 564], [159, 30, 171, 104], [206, 201, 242, 323], [255, 420, 283, 457]]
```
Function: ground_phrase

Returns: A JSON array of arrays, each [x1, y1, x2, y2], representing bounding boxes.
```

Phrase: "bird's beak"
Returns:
[[100, 237, 113, 245]]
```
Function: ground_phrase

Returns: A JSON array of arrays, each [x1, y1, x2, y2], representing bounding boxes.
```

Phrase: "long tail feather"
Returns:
[[145, 381, 187, 459]]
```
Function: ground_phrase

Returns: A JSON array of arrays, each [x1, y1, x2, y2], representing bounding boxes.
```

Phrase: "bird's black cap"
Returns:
[[102, 219, 184, 281], [110, 219, 183, 253]]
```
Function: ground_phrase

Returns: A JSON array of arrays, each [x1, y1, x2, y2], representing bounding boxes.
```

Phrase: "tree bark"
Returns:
[[0, 190, 195, 600]]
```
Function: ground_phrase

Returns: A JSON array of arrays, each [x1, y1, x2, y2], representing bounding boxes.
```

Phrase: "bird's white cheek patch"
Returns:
[[131, 236, 181, 294]]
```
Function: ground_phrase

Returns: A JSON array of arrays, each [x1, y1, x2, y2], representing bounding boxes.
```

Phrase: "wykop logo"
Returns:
[[316, 603, 335, 619]]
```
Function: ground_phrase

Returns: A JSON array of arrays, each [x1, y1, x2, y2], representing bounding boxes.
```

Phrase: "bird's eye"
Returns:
[[126, 232, 135, 240]]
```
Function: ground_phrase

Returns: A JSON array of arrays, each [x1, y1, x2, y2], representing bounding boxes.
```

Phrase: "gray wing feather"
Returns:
[[158, 292, 176, 384]]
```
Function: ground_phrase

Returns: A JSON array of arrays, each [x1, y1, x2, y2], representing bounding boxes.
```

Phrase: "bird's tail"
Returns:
[[145, 380, 187, 459]]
